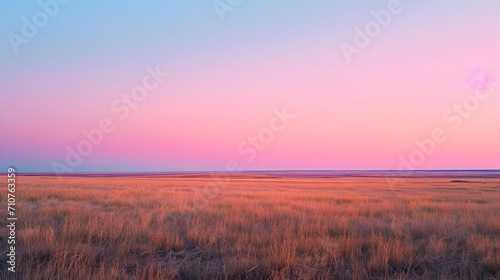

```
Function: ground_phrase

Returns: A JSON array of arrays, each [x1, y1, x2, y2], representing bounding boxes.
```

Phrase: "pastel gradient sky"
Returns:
[[1, 1, 499, 172]]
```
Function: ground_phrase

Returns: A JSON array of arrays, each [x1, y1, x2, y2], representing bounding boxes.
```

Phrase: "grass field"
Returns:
[[1, 173, 499, 279]]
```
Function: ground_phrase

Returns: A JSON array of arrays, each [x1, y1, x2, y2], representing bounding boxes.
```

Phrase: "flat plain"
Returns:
[[0, 172, 499, 279]]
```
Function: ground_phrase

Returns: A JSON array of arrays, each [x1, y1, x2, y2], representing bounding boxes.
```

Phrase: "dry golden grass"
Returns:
[[0, 174, 499, 279]]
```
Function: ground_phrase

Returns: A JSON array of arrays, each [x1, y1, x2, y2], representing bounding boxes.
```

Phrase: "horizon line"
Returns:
[[3, 169, 500, 175]]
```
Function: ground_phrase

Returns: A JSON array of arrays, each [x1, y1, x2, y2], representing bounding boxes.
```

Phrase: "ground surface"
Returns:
[[0, 172, 499, 279]]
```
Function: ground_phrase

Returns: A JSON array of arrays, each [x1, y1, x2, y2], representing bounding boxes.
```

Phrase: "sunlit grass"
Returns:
[[0, 175, 499, 279]]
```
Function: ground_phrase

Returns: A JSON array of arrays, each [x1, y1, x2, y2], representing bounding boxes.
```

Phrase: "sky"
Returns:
[[0, 0, 499, 172]]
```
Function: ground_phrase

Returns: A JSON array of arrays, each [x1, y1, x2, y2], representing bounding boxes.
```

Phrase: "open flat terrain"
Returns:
[[1, 172, 500, 279]]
